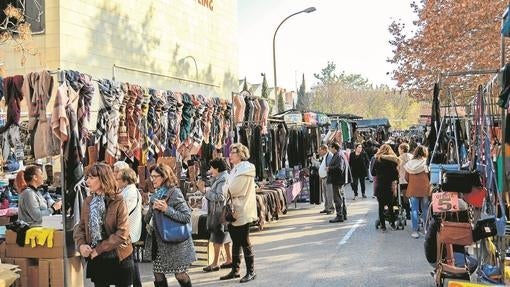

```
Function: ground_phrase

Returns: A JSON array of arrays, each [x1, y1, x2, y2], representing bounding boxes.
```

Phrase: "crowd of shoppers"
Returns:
[[67, 132, 431, 286]]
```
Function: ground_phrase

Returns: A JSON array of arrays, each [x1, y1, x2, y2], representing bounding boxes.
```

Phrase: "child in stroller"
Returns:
[[374, 182, 407, 230]]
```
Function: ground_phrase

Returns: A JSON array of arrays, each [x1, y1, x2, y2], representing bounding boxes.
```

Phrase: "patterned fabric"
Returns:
[[89, 194, 106, 247], [65, 70, 95, 156], [96, 79, 124, 159]]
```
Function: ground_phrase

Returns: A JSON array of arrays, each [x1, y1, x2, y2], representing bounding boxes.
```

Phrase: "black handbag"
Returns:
[[442, 170, 482, 193], [472, 216, 497, 242], [221, 191, 236, 224]]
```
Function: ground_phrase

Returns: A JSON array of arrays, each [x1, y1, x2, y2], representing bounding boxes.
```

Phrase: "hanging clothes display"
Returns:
[[51, 74, 89, 227]]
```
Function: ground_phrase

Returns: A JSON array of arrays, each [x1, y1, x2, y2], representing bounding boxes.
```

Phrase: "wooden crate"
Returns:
[[193, 240, 211, 266]]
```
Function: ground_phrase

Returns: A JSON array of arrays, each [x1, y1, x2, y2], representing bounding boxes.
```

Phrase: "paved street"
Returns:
[[125, 182, 434, 287]]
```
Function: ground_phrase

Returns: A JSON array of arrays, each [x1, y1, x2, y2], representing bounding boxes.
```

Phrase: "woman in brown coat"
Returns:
[[404, 146, 431, 239], [74, 163, 134, 287]]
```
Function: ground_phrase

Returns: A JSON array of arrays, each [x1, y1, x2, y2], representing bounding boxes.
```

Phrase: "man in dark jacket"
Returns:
[[327, 142, 346, 223]]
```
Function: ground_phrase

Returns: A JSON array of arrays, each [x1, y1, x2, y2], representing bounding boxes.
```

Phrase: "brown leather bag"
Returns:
[[439, 221, 473, 246]]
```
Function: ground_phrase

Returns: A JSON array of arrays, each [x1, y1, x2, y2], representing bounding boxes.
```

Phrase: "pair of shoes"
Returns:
[[362, 194, 367, 199], [220, 262, 233, 269], [390, 224, 397, 231], [240, 272, 256, 283], [329, 217, 344, 223], [220, 272, 241, 280], [325, 210, 333, 215], [411, 232, 419, 239], [353, 196, 358, 200], [381, 228, 387, 233], [203, 265, 220, 272], [319, 210, 328, 214]]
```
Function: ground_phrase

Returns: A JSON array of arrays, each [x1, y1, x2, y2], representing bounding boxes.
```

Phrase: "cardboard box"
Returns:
[[3, 257, 37, 287], [27, 265, 38, 287], [5, 230, 71, 259], [0, 241, 6, 260], [6, 244, 63, 259], [39, 257, 83, 287], [38, 260, 49, 287], [6, 230, 65, 247]]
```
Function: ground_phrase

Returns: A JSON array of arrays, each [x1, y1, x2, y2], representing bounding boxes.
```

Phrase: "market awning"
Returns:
[[354, 118, 391, 128]]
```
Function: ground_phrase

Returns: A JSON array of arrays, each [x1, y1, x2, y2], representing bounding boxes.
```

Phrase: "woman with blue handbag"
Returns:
[[145, 163, 196, 287]]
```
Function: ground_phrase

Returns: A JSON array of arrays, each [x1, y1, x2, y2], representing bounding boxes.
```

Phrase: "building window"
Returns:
[[0, 0, 45, 35]]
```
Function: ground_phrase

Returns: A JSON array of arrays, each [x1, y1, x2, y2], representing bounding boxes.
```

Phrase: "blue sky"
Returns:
[[237, 0, 417, 91]]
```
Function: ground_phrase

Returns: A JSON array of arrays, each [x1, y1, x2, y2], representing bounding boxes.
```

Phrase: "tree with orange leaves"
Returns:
[[388, 1, 508, 101]]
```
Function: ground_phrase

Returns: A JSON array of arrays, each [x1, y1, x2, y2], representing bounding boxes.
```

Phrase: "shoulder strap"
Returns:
[[128, 192, 140, 216]]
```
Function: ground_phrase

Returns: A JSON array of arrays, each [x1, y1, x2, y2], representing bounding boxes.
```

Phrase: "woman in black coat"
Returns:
[[371, 144, 400, 232], [349, 144, 369, 199]]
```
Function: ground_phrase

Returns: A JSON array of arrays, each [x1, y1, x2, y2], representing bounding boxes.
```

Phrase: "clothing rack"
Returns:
[[112, 64, 219, 88]]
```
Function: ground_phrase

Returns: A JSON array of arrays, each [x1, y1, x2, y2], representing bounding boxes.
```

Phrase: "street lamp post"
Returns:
[[179, 55, 199, 80], [272, 7, 316, 101]]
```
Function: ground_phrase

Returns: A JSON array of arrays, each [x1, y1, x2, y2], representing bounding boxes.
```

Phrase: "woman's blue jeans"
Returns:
[[410, 197, 429, 231]]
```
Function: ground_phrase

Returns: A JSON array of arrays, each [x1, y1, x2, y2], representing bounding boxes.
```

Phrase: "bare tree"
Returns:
[[0, 1, 42, 65]]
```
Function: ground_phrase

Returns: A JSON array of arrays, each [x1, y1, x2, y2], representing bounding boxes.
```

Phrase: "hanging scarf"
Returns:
[[88, 194, 106, 247], [0, 76, 24, 134]]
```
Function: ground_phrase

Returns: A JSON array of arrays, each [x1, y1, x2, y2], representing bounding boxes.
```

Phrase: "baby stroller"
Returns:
[[375, 183, 407, 230]]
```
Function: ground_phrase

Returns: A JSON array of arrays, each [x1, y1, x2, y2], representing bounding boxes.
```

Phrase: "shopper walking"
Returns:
[[145, 163, 196, 287], [220, 143, 257, 283], [73, 163, 134, 287], [371, 144, 400, 232], [318, 145, 335, 214], [349, 144, 369, 199], [203, 158, 233, 272], [404, 145, 431, 239], [115, 165, 143, 287]]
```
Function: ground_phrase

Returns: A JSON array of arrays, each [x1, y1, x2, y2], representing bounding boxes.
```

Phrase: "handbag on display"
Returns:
[[472, 216, 497, 242], [439, 221, 473, 246], [429, 163, 460, 185], [153, 189, 192, 243], [462, 186, 486, 208], [442, 170, 482, 194]]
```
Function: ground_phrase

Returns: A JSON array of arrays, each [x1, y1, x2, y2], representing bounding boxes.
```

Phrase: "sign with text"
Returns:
[[446, 279, 498, 286], [432, 192, 460, 213]]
